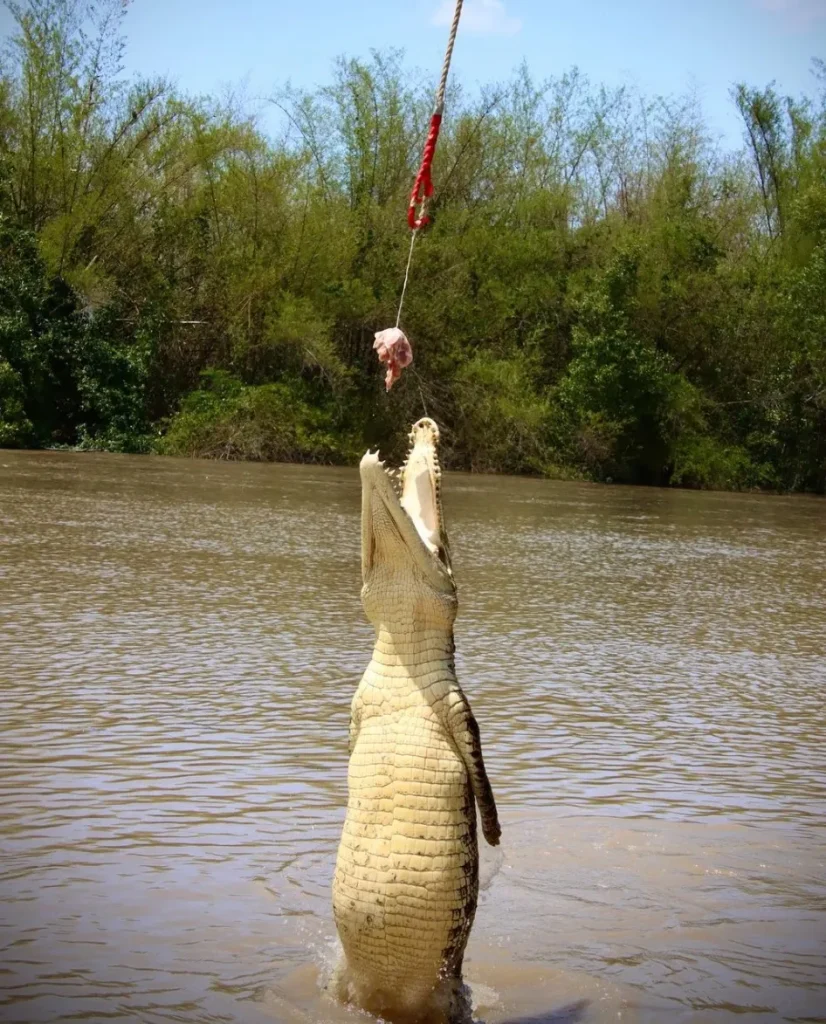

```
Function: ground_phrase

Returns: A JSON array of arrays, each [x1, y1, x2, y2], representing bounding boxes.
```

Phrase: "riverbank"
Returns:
[[15, 439, 822, 497]]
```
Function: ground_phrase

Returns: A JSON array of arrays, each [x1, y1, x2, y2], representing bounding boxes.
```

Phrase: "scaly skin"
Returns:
[[332, 418, 501, 1023]]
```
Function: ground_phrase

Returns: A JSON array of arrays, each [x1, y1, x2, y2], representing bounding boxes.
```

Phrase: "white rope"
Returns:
[[396, 228, 418, 328]]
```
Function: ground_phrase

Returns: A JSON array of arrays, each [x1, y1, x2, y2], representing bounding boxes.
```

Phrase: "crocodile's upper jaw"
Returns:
[[360, 418, 453, 589]]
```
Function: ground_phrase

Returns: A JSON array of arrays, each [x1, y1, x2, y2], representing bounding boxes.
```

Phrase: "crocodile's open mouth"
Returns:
[[360, 418, 452, 583]]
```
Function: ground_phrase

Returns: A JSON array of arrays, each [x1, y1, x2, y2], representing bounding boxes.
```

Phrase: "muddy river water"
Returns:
[[1, 451, 824, 1024]]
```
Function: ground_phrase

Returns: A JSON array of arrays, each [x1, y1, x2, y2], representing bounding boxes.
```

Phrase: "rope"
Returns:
[[436, 0, 463, 115], [407, 0, 463, 231], [397, 0, 463, 333], [396, 228, 418, 328]]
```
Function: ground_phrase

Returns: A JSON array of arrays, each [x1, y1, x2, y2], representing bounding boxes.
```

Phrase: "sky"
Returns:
[[1, 0, 824, 147]]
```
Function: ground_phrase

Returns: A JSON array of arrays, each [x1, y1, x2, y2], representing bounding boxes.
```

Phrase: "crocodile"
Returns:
[[331, 417, 501, 1024]]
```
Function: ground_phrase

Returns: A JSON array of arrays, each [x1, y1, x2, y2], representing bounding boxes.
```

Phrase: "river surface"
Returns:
[[1, 451, 824, 1024]]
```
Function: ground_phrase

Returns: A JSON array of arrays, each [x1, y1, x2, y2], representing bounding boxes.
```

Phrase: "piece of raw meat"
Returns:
[[373, 328, 413, 391]]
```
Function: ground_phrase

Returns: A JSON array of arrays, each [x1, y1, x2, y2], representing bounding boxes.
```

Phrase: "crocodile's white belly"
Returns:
[[333, 699, 479, 996]]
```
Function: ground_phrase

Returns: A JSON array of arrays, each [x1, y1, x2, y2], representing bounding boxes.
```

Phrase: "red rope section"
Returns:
[[408, 112, 443, 230]]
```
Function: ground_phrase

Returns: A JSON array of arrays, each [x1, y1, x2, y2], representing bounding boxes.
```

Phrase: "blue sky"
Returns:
[[2, 0, 824, 147]]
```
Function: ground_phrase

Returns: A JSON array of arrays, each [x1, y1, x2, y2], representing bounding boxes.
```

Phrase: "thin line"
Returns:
[[395, 229, 418, 329]]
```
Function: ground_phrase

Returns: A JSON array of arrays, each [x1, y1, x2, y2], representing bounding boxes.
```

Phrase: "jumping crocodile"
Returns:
[[331, 417, 501, 1023]]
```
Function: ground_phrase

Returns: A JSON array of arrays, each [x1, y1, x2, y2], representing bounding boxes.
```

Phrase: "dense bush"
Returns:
[[158, 370, 360, 463], [0, 357, 32, 446], [0, 220, 152, 450]]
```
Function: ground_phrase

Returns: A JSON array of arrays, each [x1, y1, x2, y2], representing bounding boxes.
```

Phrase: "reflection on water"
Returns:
[[1, 451, 824, 1023]]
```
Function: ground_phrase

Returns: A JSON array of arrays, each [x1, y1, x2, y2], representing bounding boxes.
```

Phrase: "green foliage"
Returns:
[[0, 217, 152, 449], [158, 370, 360, 463], [670, 434, 757, 491], [553, 261, 700, 483], [452, 352, 553, 474], [0, 357, 32, 445], [0, 0, 824, 492], [768, 243, 826, 490]]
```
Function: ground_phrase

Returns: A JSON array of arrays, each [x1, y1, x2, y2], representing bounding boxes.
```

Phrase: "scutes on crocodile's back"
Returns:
[[332, 418, 500, 1023]]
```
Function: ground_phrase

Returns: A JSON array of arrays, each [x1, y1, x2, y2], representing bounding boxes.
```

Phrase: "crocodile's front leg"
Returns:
[[445, 689, 501, 846]]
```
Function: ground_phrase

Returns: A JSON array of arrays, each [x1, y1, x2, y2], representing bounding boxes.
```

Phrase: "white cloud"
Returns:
[[755, 0, 826, 29], [432, 0, 522, 37]]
